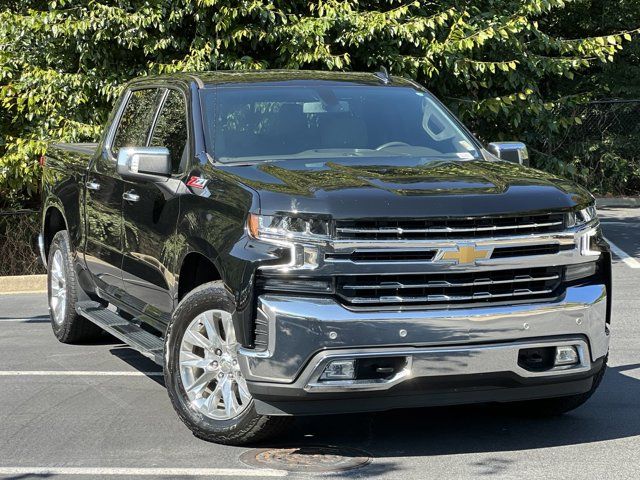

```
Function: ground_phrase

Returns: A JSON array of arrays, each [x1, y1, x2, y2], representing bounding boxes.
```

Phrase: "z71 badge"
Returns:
[[186, 176, 208, 189]]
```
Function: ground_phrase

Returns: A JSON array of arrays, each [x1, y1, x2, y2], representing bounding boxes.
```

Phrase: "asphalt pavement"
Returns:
[[0, 207, 638, 479]]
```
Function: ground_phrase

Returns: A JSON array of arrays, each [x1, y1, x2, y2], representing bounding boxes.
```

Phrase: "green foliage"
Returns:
[[1, 0, 639, 207]]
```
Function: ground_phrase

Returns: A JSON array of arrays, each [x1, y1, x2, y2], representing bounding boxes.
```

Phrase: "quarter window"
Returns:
[[150, 90, 189, 173]]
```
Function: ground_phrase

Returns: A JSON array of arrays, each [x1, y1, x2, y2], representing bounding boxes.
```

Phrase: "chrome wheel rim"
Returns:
[[49, 250, 66, 325], [179, 309, 252, 420]]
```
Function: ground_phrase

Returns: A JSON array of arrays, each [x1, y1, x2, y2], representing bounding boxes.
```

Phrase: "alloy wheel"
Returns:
[[49, 249, 67, 325], [179, 309, 252, 420]]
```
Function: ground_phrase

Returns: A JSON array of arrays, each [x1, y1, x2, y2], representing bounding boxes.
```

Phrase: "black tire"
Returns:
[[47, 230, 102, 343], [506, 356, 608, 416], [164, 281, 291, 445]]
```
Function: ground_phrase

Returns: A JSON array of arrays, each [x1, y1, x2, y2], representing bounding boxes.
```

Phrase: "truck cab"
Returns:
[[40, 70, 611, 445]]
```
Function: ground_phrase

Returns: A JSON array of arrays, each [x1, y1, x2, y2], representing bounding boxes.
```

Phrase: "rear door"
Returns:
[[84, 88, 164, 299], [120, 88, 189, 328]]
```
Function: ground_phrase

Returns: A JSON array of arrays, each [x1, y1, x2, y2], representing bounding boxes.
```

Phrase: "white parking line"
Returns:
[[605, 237, 640, 269], [0, 467, 287, 477], [0, 317, 50, 323], [0, 371, 163, 376]]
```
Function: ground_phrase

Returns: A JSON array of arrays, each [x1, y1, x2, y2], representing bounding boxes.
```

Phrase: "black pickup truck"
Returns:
[[40, 70, 611, 445]]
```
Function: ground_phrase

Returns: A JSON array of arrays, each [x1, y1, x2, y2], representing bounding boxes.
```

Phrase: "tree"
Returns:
[[1, 0, 637, 207]]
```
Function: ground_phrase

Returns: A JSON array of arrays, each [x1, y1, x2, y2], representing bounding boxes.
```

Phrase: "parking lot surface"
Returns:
[[0, 207, 639, 479]]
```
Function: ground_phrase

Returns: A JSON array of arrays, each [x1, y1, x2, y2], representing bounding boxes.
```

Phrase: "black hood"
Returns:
[[217, 156, 593, 218]]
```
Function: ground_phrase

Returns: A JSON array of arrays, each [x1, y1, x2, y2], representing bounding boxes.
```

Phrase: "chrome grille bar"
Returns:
[[341, 273, 560, 291], [336, 220, 563, 235], [348, 288, 555, 304]]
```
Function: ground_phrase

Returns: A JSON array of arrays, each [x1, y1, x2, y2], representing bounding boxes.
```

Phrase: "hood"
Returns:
[[216, 156, 593, 218]]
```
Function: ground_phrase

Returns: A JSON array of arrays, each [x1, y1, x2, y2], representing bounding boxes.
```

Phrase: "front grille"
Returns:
[[335, 213, 565, 240], [326, 250, 436, 262], [491, 243, 573, 259], [253, 306, 270, 351], [336, 267, 564, 306]]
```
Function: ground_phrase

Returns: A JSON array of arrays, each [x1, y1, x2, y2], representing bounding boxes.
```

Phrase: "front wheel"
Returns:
[[164, 281, 290, 445]]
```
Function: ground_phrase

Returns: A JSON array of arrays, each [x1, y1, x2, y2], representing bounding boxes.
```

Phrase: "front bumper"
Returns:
[[239, 283, 609, 415]]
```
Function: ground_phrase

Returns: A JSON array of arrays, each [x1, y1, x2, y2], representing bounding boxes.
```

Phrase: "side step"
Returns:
[[76, 301, 164, 365]]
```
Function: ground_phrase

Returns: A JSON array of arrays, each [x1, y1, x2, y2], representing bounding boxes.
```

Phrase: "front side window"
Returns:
[[150, 90, 188, 173], [201, 85, 479, 163], [111, 89, 164, 156]]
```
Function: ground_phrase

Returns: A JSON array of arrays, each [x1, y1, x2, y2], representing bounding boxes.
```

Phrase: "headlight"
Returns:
[[566, 205, 597, 228], [247, 214, 330, 242], [247, 214, 330, 271]]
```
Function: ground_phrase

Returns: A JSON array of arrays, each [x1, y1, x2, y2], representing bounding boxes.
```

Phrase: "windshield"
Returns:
[[201, 85, 479, 163]]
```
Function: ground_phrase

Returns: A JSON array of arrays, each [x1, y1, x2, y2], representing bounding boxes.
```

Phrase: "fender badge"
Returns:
[[186, 176, 208, 189]]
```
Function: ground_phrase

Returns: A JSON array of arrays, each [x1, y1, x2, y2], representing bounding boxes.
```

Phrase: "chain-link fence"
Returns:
[[0, 209, 44, 276], [536, 100, 640, 196], [575, 100, 640, 140]]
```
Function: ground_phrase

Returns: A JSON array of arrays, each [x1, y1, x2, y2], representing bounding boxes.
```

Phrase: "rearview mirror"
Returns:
[[117, 147, 171, 181], [487, 141, 529, 166]]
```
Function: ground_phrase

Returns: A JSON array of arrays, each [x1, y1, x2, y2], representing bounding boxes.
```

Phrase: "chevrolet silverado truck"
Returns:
[[40, 70, 611, 445]]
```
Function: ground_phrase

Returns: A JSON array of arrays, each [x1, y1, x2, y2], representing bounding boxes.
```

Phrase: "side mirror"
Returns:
[[487, 141, 529, 166], [117, 147, 171, 181]]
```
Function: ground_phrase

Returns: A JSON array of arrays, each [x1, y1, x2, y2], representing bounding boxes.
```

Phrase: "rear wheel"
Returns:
[[164, 281, 290, 445], [47, 230, 102, 343]]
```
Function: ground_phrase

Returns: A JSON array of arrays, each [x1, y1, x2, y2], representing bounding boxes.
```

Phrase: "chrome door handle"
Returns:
[[122, 190, 140, 203], [86, 180, 101, 191]]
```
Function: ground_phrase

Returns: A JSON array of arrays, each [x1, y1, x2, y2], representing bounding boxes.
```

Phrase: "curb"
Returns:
[[0, 275, 47, 294], [596, 197, 640, 208]]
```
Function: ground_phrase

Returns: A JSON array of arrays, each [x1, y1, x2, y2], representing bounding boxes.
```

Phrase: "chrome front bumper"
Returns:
[[301, 337, 592, 392], [239, 283, 609, 388]]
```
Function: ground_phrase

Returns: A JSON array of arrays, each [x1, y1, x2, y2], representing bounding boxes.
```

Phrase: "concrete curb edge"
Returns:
[[0, 275, 47, 294], [596, 197, 640, 208]]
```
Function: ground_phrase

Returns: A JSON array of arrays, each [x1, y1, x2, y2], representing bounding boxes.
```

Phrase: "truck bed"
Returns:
[[51, 142, 98, 155]]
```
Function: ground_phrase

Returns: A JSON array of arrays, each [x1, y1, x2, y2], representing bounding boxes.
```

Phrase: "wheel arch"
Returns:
[[43, 205, 68, 262], [177, 250, 223, 302]]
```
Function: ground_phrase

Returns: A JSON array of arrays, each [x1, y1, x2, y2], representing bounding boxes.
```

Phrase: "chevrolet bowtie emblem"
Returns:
[[438, 245, 492, 265]]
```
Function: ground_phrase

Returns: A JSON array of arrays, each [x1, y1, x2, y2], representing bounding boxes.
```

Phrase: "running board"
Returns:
[[76, 301, 164, 365]]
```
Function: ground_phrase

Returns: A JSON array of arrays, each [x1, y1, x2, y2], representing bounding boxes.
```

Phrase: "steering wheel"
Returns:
[[375, 141, 411, 151]]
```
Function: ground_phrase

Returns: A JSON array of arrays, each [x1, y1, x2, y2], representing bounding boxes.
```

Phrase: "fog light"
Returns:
[[320, 360, 356, 381], [555, 346, 579, 366]]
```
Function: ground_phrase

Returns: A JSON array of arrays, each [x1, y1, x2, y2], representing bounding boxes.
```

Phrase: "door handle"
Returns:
[[123, 190, 140, 203], [86, 180, 101, 191]]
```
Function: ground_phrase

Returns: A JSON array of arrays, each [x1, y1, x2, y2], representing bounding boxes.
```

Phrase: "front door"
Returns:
[[120, 88, 189, 328], [84, 88, 165, 300], [84, 150, 125, 296]]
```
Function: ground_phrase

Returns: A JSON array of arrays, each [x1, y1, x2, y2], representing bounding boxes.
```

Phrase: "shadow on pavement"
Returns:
[[101, 341, 639, 477], [601, 220, 640, 258], [262, 363, 640, 477], [0, 315, 50, 322], [109, 346, 165, 386]]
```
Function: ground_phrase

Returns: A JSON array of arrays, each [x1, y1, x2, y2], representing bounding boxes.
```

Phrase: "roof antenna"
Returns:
[[374, 66, 390, 84]]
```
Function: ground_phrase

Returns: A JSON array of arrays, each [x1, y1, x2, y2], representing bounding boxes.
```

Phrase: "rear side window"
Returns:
[[111, 89, 164, 156], [150, 90, 188, 173]]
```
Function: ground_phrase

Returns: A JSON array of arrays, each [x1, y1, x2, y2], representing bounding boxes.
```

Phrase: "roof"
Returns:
[[128, 70, 421, 89], [197, 69, 418, 88]]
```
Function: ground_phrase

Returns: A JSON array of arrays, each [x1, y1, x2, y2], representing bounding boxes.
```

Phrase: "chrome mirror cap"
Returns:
[[487, 141, 529, 166], [116, 146, 171, 181]]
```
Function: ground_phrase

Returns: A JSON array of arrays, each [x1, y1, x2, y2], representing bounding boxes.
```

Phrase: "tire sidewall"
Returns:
[[47, 231, 77, 338], [164, 282, 261, 437]]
